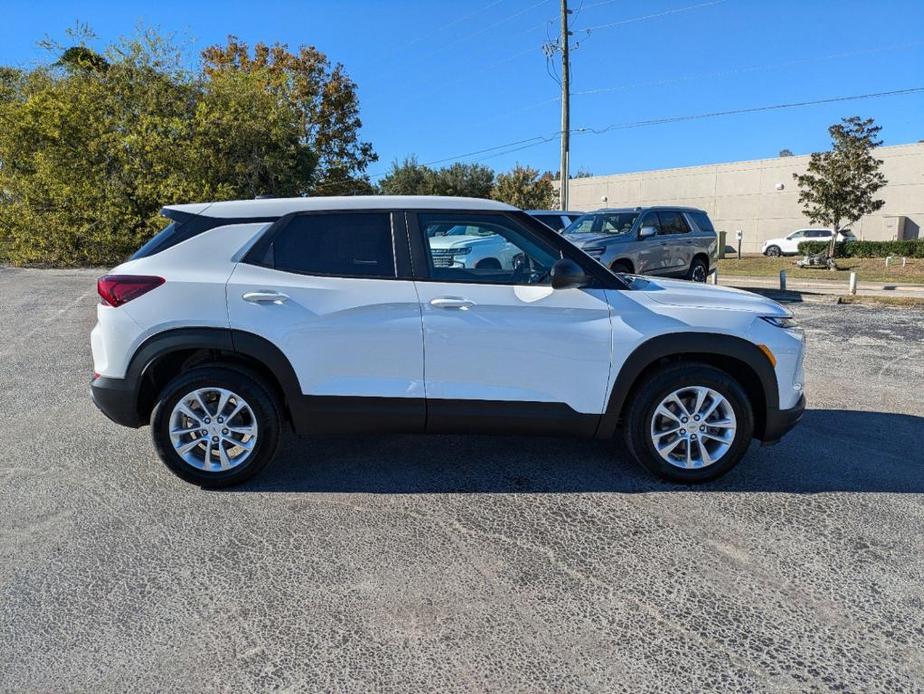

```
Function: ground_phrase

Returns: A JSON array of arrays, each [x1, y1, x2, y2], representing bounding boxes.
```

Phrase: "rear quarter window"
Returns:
[[131, 211, 277, 260], [688, 211, 715, 233]]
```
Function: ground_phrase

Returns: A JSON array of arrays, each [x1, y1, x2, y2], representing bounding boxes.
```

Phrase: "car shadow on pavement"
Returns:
[[227, 409, 924, 494]]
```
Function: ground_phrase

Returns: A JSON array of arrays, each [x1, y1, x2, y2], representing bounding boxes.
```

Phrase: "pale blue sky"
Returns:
[[2, 0, 922, 178]]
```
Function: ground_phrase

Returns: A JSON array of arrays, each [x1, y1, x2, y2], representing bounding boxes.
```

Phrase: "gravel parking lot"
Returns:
[[1, 266, 923, 692]]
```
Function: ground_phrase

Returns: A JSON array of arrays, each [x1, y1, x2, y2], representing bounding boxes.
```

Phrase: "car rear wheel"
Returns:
[[687, 257, 708, 282], [151, 366, 281, 487], [765, 245, 782, 257], [623, 364, 754, 483]]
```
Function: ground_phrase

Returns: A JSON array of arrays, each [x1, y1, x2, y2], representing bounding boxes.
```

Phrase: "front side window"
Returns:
[[657, 211, 691, 235], [638, 212, 661, 234], [418, 213, 558, 286], [789, 230, 806, 239], [272, 212, 395, 278]]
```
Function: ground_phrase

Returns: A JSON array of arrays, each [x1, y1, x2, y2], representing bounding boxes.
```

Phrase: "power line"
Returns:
[[578, 0, 726, 33], [468, 41, 924, 126], [579, 87, 924, 135], [380, 0, 509, 61], [369, 86, 924, 177], [418, 0, 553, 60]]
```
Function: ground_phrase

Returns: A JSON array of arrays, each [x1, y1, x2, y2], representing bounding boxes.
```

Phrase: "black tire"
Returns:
[[476, 258, 502, 270], [611, 260, 632, 275], [150, 366, 281, 487], [765, 245, 782, 257], [623, 363, 754, 484], [687, 257, 708, 282]]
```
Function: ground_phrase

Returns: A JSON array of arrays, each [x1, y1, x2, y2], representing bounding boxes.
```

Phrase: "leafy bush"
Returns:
[[0, 30, 375, 267], [797, 240, 924, 258]]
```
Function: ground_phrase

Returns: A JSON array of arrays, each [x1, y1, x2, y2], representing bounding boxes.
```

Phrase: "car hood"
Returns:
[[428, 235, 489, 249], [563, 232, 629, 247], [627, 275, 790, 316]]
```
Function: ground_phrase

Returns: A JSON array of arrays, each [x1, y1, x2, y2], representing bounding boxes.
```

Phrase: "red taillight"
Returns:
[[97, 275, 165, 307]]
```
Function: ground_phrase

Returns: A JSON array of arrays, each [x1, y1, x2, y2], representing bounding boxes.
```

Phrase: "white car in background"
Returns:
[[426, 223, 519, 270], [762, 228, 855, 256]]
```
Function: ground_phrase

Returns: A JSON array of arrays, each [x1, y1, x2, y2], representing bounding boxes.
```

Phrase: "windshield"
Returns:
[[564, 212, 639, 236]]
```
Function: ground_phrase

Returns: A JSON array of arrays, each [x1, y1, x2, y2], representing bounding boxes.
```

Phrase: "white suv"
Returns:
[[762, 228, 855, 256], [91, 196, 805, 487]]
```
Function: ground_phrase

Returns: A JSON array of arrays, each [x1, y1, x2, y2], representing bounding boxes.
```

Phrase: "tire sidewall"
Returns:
[[766, 246, 781, 257], [151, 367, 280, 487], [626, 365, 754, 483], [689, 259, 707, 282]]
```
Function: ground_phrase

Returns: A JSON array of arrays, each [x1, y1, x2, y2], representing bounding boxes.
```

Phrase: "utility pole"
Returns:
[[559, 0, 570, 211]]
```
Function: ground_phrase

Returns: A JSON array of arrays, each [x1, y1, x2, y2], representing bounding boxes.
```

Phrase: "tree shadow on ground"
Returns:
[[227, 410, 924, 495]]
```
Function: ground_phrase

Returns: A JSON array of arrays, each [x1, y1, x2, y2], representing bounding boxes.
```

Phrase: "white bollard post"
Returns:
[[886, 255, 891, 267], [849, 272, 857, 295], [779, 270, 787, 291], [903, 257, 907, 267], [710, 268, 718, 285]]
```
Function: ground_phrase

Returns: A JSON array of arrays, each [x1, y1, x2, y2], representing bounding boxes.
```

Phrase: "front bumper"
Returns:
[[760, 393, 805, 444], [91, 376, 144, 428]]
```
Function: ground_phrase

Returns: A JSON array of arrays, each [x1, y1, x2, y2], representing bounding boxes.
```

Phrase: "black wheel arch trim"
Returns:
[[92, 327, 305, 428], [596, 332, 780, 440]]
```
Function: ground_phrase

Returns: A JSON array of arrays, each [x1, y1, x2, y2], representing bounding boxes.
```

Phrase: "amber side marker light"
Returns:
[[757, 344, 777, 367]]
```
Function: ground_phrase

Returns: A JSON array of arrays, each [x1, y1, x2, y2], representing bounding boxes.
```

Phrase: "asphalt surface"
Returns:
[[1, 266, 922, 693]]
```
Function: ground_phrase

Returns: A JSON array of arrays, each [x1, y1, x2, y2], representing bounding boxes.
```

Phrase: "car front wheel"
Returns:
[[623, 364, 754, 483], [765, 245, 782, 257], [150, 366, 281, 487]]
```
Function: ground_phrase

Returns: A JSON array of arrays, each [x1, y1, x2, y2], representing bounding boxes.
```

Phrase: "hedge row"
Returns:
[[797, 240, 924, 258]]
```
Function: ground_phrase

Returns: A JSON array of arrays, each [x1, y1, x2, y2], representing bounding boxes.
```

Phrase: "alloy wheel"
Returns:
[[168, 387, 258, 471], [650, 386, 737, 469]]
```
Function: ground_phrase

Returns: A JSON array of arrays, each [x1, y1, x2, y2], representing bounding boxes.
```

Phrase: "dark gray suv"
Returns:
[[563, 207, 717, 282]]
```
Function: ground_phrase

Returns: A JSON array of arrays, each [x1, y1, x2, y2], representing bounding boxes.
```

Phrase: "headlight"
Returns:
[[760, 315, 798, 330]]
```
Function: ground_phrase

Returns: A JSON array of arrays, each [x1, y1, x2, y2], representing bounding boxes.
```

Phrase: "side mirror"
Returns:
[[638, 225, 658, 239], [551, 258, 590, 289]]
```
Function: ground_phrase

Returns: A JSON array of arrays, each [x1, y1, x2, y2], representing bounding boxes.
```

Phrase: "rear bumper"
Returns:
[[760, 394, 805, 444], [91, 376, 144, 428]]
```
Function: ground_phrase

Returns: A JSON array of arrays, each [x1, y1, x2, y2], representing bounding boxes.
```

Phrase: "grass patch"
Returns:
[[835, 295, 924, 308], [717, 255, 924, 284]]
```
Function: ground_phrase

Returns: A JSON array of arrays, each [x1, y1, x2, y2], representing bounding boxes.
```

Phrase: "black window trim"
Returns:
[[131, 209, 279, 260], [405, 209, 626, 289], [241, 209, 407, 281]]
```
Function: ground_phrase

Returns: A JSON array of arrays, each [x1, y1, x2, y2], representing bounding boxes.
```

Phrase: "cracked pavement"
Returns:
[[1, 267, 922, 692]]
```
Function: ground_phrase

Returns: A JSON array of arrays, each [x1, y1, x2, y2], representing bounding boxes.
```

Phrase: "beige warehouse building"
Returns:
[[566, 142, 924, 254]]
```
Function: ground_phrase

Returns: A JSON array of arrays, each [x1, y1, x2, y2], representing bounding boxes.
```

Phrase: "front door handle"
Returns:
[[430, 297, 475, 310], [242, 291, 289, 304]]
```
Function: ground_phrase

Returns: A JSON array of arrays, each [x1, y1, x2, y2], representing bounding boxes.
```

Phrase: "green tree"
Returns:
[[201, 36, 376, 195], [0, 27, 374, 266], [422, 162, 494, 198], [492, 164, 554, 209], [377, 156, 432, 195], [794, 116, 887, 262]]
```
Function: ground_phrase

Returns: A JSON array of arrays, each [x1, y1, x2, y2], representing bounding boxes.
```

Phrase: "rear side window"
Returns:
[[688, 211, 715, 233], [657, 211, 690, 235], [272, 213, 395, 279]]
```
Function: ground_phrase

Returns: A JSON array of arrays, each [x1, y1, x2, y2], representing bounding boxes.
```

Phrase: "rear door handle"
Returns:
[[430, 297, 475, 310], [242, 291, 289, 304]]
